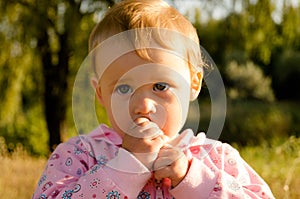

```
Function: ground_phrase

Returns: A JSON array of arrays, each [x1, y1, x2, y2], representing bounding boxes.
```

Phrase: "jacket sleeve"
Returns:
[[32, 137, 151, 199], [169, 143, 275, 199]]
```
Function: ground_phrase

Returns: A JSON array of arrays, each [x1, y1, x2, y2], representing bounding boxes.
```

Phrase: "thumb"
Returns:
[[159, 134, 170, 145]]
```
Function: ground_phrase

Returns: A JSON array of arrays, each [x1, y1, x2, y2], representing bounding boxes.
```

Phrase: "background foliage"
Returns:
[[0, 0, 299, 198], [0, 0, 299, 157]]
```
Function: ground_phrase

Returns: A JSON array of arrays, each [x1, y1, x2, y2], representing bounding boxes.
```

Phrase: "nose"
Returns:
[[131, 89, 156, 115]]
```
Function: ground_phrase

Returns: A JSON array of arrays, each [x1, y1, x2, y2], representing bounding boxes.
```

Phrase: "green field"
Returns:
[[238, 136, 300, 199], [0, 136, 299, 198]]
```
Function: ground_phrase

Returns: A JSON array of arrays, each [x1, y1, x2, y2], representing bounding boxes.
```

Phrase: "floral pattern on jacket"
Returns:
[[33, 124, 275, 199]]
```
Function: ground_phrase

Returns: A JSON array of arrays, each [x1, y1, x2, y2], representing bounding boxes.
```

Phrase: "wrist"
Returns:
[[171, 158, 191, 187]]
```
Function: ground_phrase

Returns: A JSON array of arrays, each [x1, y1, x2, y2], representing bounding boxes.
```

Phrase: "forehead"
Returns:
[[90, 28, 201, 81], [99, 50, 190, 84]]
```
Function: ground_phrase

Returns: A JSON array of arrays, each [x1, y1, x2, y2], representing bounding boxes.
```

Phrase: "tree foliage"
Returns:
[[194, 0, 300, 100], [0, 0, 299, 154], [0, 0, 115, 153], [225, 61, 275, 102]]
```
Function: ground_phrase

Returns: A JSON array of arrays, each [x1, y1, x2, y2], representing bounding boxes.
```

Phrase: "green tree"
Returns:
[[271, 2, 300, 99], [0, 3, 45, 154], [281, 1, 300, 49], [0, 0, 115, 152], [194, 0, 279, 66], [225, 61, 275, 102]]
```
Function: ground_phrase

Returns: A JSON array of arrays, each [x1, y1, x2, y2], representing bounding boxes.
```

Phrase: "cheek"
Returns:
[[106, 110, 126, 137], [99, 91, 125, 135], [163, 115, 182, 136], [160, 99, 184, 137]]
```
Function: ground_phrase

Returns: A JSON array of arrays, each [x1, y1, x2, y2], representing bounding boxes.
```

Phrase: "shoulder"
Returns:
[[64, 124, 118, 143], [54, 124, 120, 154], [48, 125, 121, 168], [188, 132, 240, 160]]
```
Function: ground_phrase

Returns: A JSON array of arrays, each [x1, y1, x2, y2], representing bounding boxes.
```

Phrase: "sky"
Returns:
[[167, 0, 299, 24]]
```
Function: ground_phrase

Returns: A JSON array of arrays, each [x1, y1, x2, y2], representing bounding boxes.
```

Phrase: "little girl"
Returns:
[[33, 0, 275, 198]]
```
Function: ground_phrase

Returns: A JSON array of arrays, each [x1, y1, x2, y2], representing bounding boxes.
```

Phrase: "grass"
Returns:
[[0, 144, 47, 199], [0, 137, 299, 198], [238, 136, 300, 199]]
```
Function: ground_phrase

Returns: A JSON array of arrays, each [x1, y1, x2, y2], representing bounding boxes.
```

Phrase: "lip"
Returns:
[[134, 116, 151, 127], [127, 118, 162, 139]]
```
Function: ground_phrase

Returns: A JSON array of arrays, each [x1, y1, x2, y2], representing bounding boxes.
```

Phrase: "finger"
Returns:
[[157, 146, 183, 160], [154, 167, 171, 182], [149, 134, 169, 148], [153, 153, 184, 171], [153, 148, 184, 170], [153, 157, 172, 170], [123, 136, 166, 153]]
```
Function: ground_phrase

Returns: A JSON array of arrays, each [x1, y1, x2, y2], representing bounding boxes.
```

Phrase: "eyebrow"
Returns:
[[107, 78, 134, 89]]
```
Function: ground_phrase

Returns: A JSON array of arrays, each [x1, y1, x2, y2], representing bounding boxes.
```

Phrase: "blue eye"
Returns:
[[115, 84, 132, 95], [153, 82, 169, 92]]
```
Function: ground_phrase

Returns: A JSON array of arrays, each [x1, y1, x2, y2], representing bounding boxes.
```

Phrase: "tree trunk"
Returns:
[[35, 0, 114, 152], [38, 30, 69, 151]]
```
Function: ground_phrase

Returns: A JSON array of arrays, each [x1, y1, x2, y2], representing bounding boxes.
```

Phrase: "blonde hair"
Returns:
[[89, 0, 203, 74]]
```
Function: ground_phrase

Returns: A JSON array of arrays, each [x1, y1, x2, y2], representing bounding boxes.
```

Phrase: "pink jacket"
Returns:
[[33, 124, 275, 199]]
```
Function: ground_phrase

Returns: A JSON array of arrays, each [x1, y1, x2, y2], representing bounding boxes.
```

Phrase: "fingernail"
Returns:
[[164, 144, 173, 148], [162, 135, 169, 142]]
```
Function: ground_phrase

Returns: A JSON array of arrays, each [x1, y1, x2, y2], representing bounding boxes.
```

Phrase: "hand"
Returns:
[[122, 130, 168, 154], [122, 125, 169, 169], [153, 146, 189, 187], [123, 121, 168, 153]]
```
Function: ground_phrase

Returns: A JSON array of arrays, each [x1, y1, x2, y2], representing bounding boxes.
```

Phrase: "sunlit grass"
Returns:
[[0, 136, 299, 198], [238, 136, 300, 199], [0, 145, 47, 199]]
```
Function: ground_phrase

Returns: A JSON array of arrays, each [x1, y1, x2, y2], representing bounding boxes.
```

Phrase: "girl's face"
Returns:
[[96, 50, 201, 139]]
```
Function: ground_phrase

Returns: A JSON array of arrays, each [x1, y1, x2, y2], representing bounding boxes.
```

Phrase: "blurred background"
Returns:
[[0, 0, 299, 198]]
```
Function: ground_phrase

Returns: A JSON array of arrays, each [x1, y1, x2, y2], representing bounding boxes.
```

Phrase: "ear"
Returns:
[[91, 77, 105, 106], [190, 71, 203, 101]]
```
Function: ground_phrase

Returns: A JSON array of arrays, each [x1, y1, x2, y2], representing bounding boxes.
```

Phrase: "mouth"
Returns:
[[128, 117, 163, 139], [134, 117, 151, 127]]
